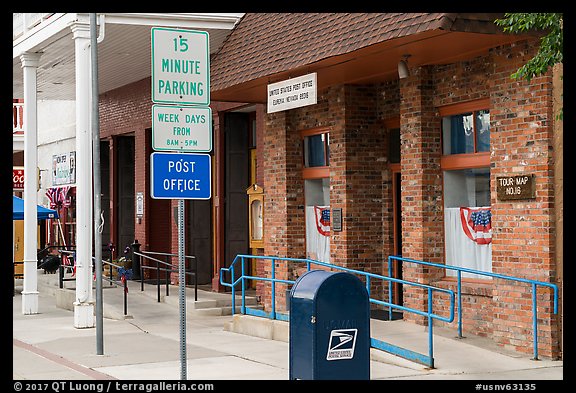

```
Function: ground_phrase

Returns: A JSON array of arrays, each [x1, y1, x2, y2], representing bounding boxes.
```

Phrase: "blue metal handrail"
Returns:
[[220, 254, 455, 368], [388, 255, 559, 360]]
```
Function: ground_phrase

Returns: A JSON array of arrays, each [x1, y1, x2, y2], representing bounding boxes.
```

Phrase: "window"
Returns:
[[442, 110, 490, 155], [440, 100, 491, 279], [302, 127, 330, 169], [443, 168, 490, 208], [304, 178, 330, 263], [301, 127, 331, 263]]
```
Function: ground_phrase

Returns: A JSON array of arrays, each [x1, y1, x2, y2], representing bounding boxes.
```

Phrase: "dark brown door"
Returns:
[[392, 170, 403, 307], [117, 136, 135, 254], [224, 112, 250, 272], [100, 140, 111, 249], [186, 199, 212, 285]]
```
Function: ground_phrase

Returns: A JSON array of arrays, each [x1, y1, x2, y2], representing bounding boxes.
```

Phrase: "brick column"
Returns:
[[399, 66, 443, 324], [489, 41, 559, 358], [330, 85, 384, 296], [262, 110, 305, 312]]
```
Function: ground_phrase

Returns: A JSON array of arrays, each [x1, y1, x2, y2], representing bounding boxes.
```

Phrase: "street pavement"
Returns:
[[12, 271, 565, 386]]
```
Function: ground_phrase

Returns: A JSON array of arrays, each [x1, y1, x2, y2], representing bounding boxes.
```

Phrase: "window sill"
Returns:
[[302, 166, 329, 179]]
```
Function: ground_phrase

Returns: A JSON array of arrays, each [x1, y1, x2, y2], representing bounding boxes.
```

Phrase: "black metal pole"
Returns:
[[131, 240, 141, 280], [123, 277, 128, 316], [59, 264, 64, 289], [166, 255, 170, 297], [157, 259, 161, 302]]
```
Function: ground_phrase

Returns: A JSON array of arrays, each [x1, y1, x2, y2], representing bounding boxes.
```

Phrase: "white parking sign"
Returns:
[[151, 27, 210, 105]]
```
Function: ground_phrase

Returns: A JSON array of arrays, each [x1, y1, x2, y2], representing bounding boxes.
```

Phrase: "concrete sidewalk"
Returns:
[[13, 272, 564, 381]]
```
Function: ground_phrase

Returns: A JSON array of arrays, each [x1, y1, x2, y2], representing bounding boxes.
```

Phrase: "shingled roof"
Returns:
[[210, 13, 506, 92]]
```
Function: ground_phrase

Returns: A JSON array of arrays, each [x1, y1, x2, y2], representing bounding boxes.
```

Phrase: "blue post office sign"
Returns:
[[150, 152, 211, 200]]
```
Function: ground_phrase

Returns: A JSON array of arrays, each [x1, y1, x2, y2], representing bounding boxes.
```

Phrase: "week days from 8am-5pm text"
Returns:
[[156, 110, 207, 147]]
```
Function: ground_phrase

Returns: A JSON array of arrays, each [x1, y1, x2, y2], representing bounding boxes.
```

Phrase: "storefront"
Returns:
[[45, 151, 77, 248], [208, 13, 563, 359]]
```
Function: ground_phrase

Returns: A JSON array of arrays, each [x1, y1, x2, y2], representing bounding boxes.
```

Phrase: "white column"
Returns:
[[20, 52, 42, 315], [71, 22, 94, 328]]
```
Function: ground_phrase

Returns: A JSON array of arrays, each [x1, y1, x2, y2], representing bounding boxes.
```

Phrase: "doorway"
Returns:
[[392, 169, 403, 306], [186, 199, 212, 285], [116, 136, 135, 253], [387, 121, 403, 312], [223, 112, 250, 282]]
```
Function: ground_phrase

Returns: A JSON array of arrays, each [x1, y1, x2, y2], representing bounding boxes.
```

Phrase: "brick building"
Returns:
[[93, 13, 562, 359], [205, 13, 563, 359]]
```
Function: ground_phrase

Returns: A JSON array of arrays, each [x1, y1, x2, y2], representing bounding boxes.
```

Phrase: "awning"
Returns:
[[13, 195, 59, 220]]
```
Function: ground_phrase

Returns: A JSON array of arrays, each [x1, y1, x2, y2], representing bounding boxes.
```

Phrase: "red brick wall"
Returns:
[[336, 85, 384, 294], [376, 80, 400, 302], [489, 40, 559, 358], [429, 54, 494, 335], [396, 38, 559, 358], [399, 65, 444, 323], [99, 78, 152, 139], [261, 84, 386, 310], [262, 109, 305, 311]]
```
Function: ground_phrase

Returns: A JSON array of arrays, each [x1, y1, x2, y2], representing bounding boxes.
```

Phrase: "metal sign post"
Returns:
[[177, 198, 186, 380], [151, 26, 211, 381]]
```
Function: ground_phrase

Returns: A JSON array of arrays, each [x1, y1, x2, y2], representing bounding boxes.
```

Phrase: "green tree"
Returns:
[[495, 13, 563, 119]]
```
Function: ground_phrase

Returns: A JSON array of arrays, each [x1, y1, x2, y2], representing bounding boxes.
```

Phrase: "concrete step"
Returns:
[[161, 290, 258, 309], [224, 314, 289, 342], [193, 304, 264, 317], [32, 272, 134, 320]]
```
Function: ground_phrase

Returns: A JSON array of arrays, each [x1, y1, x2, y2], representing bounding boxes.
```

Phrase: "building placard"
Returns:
[[496, 174, 536, 201], [152, 104, 212, 152], [332, 208, 342, 232], [267, 73, 317, 114], [136, 192, 144, 217], [52, 152, 76, 186], [151, 27, 210, 106], [150, 152, 211, 200]]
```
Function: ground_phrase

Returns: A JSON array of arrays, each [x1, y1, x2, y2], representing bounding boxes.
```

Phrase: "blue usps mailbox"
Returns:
[[150, 152, 211, 200], [289, 270, 370, 380]]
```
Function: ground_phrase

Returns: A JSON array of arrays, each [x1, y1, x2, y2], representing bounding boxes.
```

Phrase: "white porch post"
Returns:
[[71, 21, 94, 328], [20, 51, 42, 315]]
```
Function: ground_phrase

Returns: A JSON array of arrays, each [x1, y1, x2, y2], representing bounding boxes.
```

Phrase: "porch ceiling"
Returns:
[[12, 13, 243, 101]]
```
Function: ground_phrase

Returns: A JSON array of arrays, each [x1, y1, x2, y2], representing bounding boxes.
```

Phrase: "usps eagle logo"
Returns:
[[326, 329, 357, 360], [314, 206, 330, 236], [460, 207, 492, 245]]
